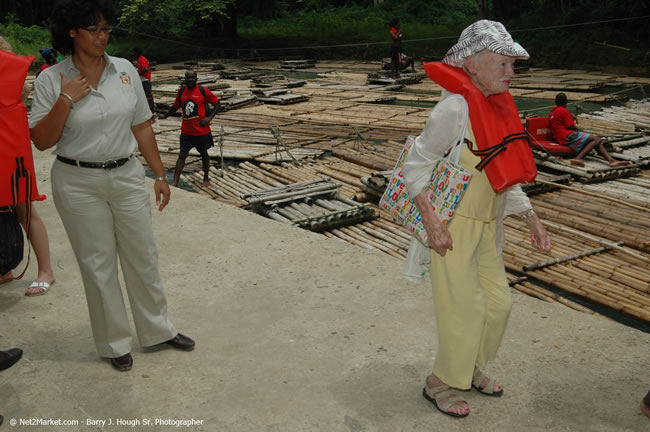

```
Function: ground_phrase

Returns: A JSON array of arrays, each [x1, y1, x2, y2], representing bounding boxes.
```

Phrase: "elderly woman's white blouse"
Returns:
[[402, 90, 532, 281]]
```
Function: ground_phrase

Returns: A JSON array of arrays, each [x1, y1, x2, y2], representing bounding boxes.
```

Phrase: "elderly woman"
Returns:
[[29, 0, 194, 372], [402, 20, 552, 417]]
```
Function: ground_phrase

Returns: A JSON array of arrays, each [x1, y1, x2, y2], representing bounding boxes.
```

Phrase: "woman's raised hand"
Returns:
[[60, 72, 91, 103]]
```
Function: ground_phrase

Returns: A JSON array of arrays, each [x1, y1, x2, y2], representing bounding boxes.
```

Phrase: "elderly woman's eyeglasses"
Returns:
[[80, 26, 113, 36]]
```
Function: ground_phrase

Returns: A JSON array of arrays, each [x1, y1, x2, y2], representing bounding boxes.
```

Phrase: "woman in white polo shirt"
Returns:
[[29, 0, 195, 372]]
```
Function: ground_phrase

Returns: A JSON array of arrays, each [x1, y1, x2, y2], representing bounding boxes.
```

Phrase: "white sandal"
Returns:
[[25, 280, 54, 297]]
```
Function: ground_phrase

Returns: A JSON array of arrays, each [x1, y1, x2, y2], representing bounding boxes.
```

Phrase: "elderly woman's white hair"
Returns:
[[443, 20, 529, 68]]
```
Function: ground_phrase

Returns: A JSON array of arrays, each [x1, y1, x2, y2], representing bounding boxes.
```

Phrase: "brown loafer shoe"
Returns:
[[110, 353, 133, 372], [163, 333, 195, 351]]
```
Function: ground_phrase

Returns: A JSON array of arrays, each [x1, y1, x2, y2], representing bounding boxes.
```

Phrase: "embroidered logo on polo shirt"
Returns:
[[119, 72, 131, 85]]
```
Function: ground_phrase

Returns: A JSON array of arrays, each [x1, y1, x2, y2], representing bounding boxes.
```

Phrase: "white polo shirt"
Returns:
[[30, 53, 152, 161]]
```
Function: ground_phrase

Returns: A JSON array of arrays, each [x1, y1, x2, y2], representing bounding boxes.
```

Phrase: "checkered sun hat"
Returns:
[[442, 20, 529, 67]]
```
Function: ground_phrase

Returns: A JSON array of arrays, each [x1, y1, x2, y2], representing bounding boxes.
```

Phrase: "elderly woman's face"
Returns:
[[466, 52, 516, 97]]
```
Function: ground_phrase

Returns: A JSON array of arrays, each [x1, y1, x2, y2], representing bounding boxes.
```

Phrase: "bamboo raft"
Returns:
[[279, 59, 316, 70], [532, 152, 641, 182], [241, 178, 376, 231], [135, 60, 650, 325]]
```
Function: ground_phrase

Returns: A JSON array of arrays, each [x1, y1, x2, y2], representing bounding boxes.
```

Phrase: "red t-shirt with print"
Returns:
[[549, 105, 575, 145], [136, 55, 151, 81], [174, 85, 220, 136]]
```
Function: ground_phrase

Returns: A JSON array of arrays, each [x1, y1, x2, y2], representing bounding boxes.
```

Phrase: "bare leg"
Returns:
[[572, 136, 601, 161], [592, 141, 631, 167], [172, 153, 188, 187], [572, 135, 630, 167], [199, 148, 211, 187], [15, 205, 55, 295], [0, 271, 13, 284]]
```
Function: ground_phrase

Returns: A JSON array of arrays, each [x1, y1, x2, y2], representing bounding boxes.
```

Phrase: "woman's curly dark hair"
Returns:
[[50, 0, 116, 55]]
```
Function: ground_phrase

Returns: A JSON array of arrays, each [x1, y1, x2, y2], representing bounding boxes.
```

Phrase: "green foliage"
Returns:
[[235, 3, 472, 60], [118, 0, 234, 38], [2, 0, 647, 73], [377, 0, 477, 25], [0, 14, 50, 58], [508, 0, 650, 73], [238, 4, 469, 41], [236, 0, 292, 19]]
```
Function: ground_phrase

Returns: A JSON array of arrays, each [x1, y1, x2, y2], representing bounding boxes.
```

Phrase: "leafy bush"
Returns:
[[0, 14, 51, 58]]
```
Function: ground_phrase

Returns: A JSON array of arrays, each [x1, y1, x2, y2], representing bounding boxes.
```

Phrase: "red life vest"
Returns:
[[422, 62, 537, 192], [0, 50, 44, 209]]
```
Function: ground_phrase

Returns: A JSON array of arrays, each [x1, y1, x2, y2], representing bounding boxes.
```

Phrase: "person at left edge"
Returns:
[[29, 0, 195, 372], [0, 347, 24, 425]]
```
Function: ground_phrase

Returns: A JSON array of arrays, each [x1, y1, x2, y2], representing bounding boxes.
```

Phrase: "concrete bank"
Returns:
[[1, 149, 648, 432]]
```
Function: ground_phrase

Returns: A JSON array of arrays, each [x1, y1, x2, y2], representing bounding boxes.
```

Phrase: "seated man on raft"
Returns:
[[549, 92, 631, 168]]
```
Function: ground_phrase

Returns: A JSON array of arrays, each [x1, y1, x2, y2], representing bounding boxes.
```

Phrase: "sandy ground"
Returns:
[[1, 148, 649, 432]]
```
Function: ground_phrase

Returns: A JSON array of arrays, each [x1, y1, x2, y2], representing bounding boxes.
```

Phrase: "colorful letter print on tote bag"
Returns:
[[379, 136, 472, 246]]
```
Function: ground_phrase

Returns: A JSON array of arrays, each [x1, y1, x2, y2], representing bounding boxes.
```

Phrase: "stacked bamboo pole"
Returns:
[[531, 189, 650, 251], [502, 217, 650, 322], [578, 172, 650, 203], [509, 279, 608, 319]]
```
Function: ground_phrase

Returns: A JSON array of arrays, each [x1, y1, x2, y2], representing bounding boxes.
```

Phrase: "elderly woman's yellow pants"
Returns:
[[428, 214, 511, 390]]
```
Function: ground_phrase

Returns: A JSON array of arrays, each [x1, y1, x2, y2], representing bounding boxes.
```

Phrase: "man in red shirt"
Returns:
[[549, 93, 630, 167], [134, 47, 154, 112], [389, 16, 404, 79], [160, 70, 220, 187]]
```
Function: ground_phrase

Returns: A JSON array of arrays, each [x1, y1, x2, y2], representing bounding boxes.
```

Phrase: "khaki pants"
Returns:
[[51, 158, 176, 357], [429, 215, 511, 389]]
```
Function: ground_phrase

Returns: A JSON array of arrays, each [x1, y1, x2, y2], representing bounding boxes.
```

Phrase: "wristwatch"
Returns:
[[521, 209, 535, 220], [155, 176, 168, 182]]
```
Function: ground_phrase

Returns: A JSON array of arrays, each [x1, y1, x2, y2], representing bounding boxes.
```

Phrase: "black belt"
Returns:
[[57, 154, 133, 169]]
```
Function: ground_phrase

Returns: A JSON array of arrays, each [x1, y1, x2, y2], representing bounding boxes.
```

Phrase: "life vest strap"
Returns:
[[467, 132, 529, 171]]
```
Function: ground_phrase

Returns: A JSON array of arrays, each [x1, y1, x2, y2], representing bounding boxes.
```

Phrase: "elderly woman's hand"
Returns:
[[413, 191, 453, 255], [523, 211, 552, 252], [60, 72, 91, 104], [426, 221, 453, 256]]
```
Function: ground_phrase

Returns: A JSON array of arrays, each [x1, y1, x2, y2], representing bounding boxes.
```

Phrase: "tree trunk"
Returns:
[[223, 1, 238, 40], [493, 0, 521, 21], [477, 0, 489, 19]]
